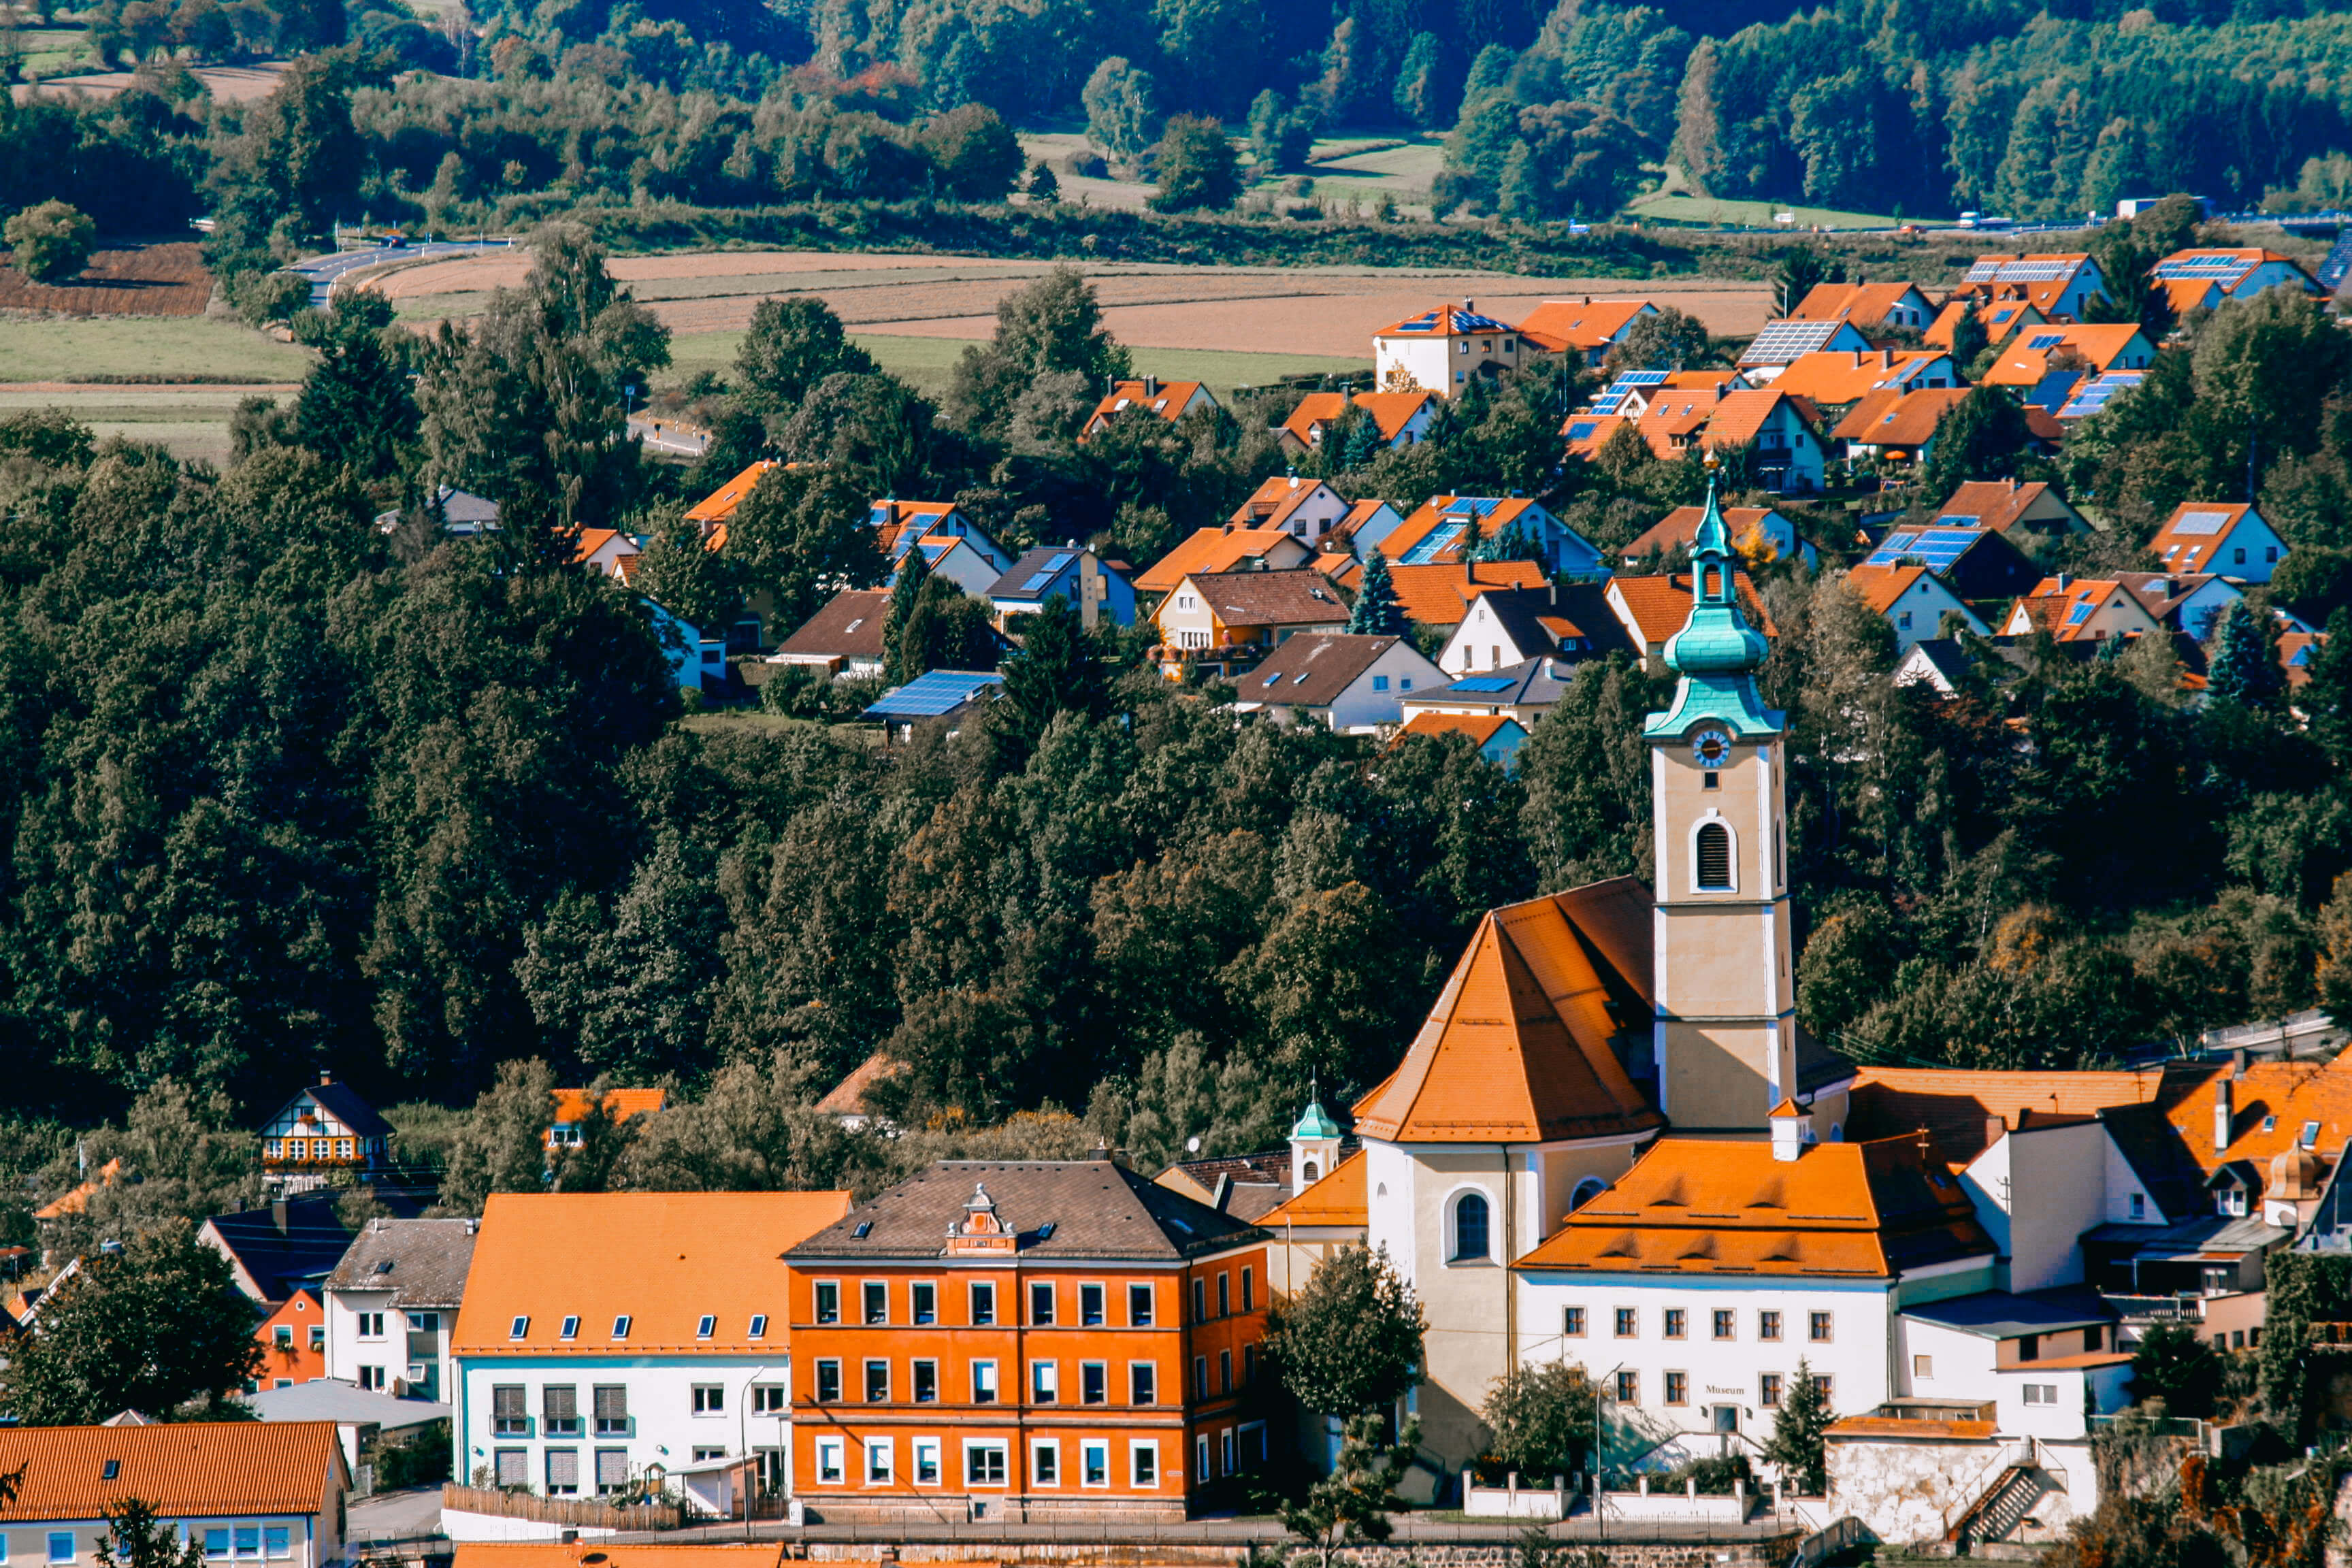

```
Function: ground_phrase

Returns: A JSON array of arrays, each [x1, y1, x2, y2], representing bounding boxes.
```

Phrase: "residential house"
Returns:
[[255, 1289, 328, 1388], [781, 1160, 1272, 1521], [687, 461, 779, 529], [1516, 298, 1658, 365], [1437, 581, 1637, 676], [872, 500, 1015, 598], [1328, 498, 1411, 561], [1277, 392, 1436, 456], [0, 1422, 347, 1568], [1227, 476, 1354, 542], [1154, 1149, 1303, 1224], [260, 1075, 392, 1193], [201, 1195, 355, 1307], [815, 1054, 900, 1134], [2281, 629, 2328, 689], [1861, 525, 2038, 602], [1133, 527, 1313, 598], [1372, 302, 1525, 397], [2147, 502, 2289, 583], [1379, 496, 1602, 575], [1948, 254, 2110, 322], [1154, 570, 1352, 676], [1789, 281, 1938, 333], [1832, 387, 1972, 467], [989, 547, 1139, 630], [2112, 572, 2241, 640], [644, 598, 727, 692], [574, 528, 642, 580], [1226, 633, 1445, 732], [1735, 318, 1873, 381], [1377, 560, 1552, 634], [1700, 389, 1827, 493], [1395, 655, 1584, 726], [770, 589, 890, 679], [2055, 372, 2145, 421], [1395, 713, 1531, 771], [548, 1089, 667, 1155], [1766, 349, 1957, 410], [2157, 277, 2227, 321], [1627, 384, 1727, 458], [1082, 378, 1219, 436], [372, 484, 501, 538], [1580, 368, 1747, 421], [1561, 411, 1633, 462], [1845, 564, 1989, 653], [1925, 298, 2048, 353], [1893, 638, 1976, 696], [243, 1379, 452, 1484], [1931, 480, 2089, 545], [1622, 505, 1816, 570], [2152, 248, 2324, 301], [451, 1190, 853, 1505], [1605, 570, 1773, 669], [324, 1217, 477, 1403], [1999, 576, 2166, 644], [862, 670, 1006, 744], [1979, 325, 2155, 389]]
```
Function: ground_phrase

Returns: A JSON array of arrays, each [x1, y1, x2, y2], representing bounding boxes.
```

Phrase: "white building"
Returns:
[[323, 1217, 478, 1403], [0, 1422, 347, 1568], [1227, 632, 1446, 732], [1373, 303, 1526, 398]]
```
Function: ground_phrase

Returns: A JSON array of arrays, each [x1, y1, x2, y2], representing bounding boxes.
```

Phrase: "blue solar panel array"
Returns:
[[1403, 521, 1469, 564], [862, 670, 1005, 720], [2155, 255, 2253, 281], [2025, 370, 2085, 412], [2057, 372, 2144, 419], [1863, 527, 1987, 571], [1450, 676, 1519, 692], [1590, 370, 1669, 416], [1565, 421, 1601, 441], [1388, 306, 1513, 335]]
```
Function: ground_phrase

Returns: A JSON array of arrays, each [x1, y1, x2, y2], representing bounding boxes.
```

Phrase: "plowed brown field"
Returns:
[[0, 242, 212, 316]]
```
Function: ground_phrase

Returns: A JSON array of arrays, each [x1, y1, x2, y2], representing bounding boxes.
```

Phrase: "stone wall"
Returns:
[[1826, 1437, 2079, 1548], [798, 1539, 1808, 1568]]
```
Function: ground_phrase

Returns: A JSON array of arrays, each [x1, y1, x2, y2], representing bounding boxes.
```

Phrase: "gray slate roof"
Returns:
[[1902, 1286, 2114, 1339], [323, 1217, 478, 1309], [241, 1379, 449, 1432], [788, 1160, 1267, 1263]]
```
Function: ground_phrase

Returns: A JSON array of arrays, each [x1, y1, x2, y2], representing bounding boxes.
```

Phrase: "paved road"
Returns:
[[629, 414, 711, 457], [346, 1486, 446, 1545], [287, 239, 512, 310]]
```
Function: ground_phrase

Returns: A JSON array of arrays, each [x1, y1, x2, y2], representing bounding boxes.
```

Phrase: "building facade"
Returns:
[[324, 1217, 478, 1402]]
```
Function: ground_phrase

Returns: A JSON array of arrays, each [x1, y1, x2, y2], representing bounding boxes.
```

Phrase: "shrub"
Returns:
[[6, 199, 97, 283]]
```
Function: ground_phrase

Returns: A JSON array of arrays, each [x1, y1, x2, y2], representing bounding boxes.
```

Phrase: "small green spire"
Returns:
[[1290, 1081, 1341, 1141], [1644, 459, 1784, 740]]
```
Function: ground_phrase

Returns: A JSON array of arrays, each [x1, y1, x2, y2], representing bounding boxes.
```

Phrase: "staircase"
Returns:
[[1950, 1462, 2044, 1547]]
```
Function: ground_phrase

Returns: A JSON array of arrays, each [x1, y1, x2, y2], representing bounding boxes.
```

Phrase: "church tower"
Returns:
[[1644, 465, 1836, 1133]]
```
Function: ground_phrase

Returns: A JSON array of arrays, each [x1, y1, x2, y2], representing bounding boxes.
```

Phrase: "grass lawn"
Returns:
[[1626, 192, 1910, 230], [0, 315, 312, 383], [18, 25, 97, 74], [663, 331, 1369, 399], [0, 389, 265, 467]]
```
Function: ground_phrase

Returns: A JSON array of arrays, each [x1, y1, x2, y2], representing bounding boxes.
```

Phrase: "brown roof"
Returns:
[[1236, 633, 1409, 708], [1847, 1066, 2172, 1166], [815, 1051, 900, 1116], [1515, 1134, 1995, 1279], [1135, 527, 1308, 595], [454, 1191, 852, 1355], [0, 1421, 342, 1519], [1516, 298, 1653, 353], [777, 588, 889, 662], [1258, 1149, 1368, 1228], [1180, 568, 1352, 630], [1832, 387, 1970, 449], [1384, 559, 1550, 627], [789, 1160, 1264, 1262], [1935, 480, 2065, 533], [1352, 880, 1661, 1143]]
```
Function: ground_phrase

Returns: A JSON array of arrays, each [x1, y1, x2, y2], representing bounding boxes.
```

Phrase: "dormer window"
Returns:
[[2302, 1121, 2321, 1149]]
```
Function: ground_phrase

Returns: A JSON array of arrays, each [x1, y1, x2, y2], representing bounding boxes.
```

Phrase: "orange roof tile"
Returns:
[[1608, 571, 1771, 649], [1087, 379, 1211, 430], [815, 1051, 900, 1116], [1844, 563, 1931, 616], [685, 461, 777, 525], [1848, 1066, 2171, 1165], [2147, 502, 2260, 574], [1230, 475, 1338, 532], [2160, 1056, 2352, 1177], [453, 1192, 852, 1356], [1258, 1149, 1367, 1228], [551, 1088, 666, 1126], [1788, 282, 1931, 330], [1701, 388, 1816, 451], [1562, 412, 1633, 458], [1134, 526, 1307, 595], [1980, 325, 2151, 387], [1516, 298, 1653, 353], [0, 1420, 342, 1519], [34, 1158, 120, 1220], [1399, 712, 1526, 748], [1381, 496, 1546, 565], [1282, 391, 1435, 447], [1351, 880, 1661, 1144], [1766, 350, 1948, 407], [1634, 387, 1725, 455], [456, 1548, 786, 1568], [1832, 387, 1970, 449], [1384, 559, 1549, 627]]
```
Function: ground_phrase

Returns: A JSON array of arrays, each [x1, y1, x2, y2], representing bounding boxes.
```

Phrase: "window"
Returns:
[[1194, 1355, 1210, 1399], [595, 1448, 630, 1496], [1373, 675, 1389, 691], [1082, 1362, 1108, 1404], [861, 1360, 889, 1403], [48, 1538, 72, 1567], [493, 1448, 527, 1486], [1132, 1440, 1160, 1487], [1220, 1349, 1233, 1393], [610, 1315, 631, 1340], [970, 1281, 996, 1325], [1081, 1281, 1106, 1325], [1663, 1309, 1686, 1339], [546, 1448, 580, 1494], [1759, 1310, 1782, 1341], [693, 1447, 725, 1464], [696, 1313, 716, 1341], [1032, 1439, 1061, 1486], [308, 1324, 325, 1352], [544, 1384, 581, 1436], [1192, 1278, 1207, 1322], [593, 1384, 630, 1436], [357, 1366, 385, 1391], [1452, 1192, 1490, 1261], [2129, 1193, 2146, 1220], [1082, 1439, 1111, 1487], [815, 1281, 840, 1324], [1564, 1306, 1586, 1337], [1914, 1354, 1933, 1378], [1664, 1372, 1688, 1405], [753, 1382, 786, 1414], [2022, 1384, 2059, 1405], [1130, 1362, 1158, 1405], [1696, 821, 1732, 889], [2019, 1333, 2040, 1361], [1761, 1373, 1784, 1407], [1812, 1373, 1834, 1399], [694, 1382, 726, 1415], [1809, 1311, 1833, 1342], [493, 1384, 529, 1436], [1241, 1269, 1255, 1312], [1713, 1310, 1735, 1340], [559, 1316, 579, 1341], [973, 1360, 999, 1403], [912, 1360, 938, 1403], [1196, 1433, 1211, 1482], [205, 1534, 229, 1562], [1615, 1370, 1638, 1403], [273, 1324, 293, 1348], [507, 1316, 527, 1341], [1243, 1344, 1258, 1385], [915, 1439, 941, 1486], [816, 1437, 845, 1485], [255, 1537, 284, 1565], [864, 1281, 889, 1325], [815, 1360, 842, 1403], [1614, 1307, 1637, 1338], [1032, 1360, 1059, 1403], [1128, 1284, 1155, 1326], [866, 1437, 894, 1484], [1218, 1273, 1232, 1316], [911, 1281, 937, 1324], [1030, 1281, 1056, 1325], [749, 1313, 768, 1339], [965, 1441, 1008, 1487]]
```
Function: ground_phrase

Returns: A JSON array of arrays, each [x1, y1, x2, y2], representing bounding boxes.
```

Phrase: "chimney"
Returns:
[[2232, 1048, 2249, 1079], [1985, 1113, 2008, 1150], [2214, 1075, 2233, 1157], [2056, 572, 2070, 591], [318, 1071, 333, 1086], [1143, 375, 1160, 397], [1770, 1105, 1806, 1162], [561, 1533, 579, 1547], [272, 1198, 289, 1237]]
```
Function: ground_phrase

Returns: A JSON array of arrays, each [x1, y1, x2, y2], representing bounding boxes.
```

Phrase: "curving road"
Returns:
[[285, 238, 513, 310]]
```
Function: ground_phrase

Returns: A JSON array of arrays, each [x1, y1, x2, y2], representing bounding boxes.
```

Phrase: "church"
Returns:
[[1260, 472, 2081, 1482]]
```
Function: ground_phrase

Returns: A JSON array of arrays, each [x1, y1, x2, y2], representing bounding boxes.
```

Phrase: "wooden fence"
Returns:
[[440, 1484, 685, 1531]]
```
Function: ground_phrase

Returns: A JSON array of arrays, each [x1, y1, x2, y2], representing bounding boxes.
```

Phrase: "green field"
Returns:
[[1626, 193, 1910, 231], [0, 389, 266, 466], [662, 331, 1370, 399], [16, 24, 98, 75], [0, 316, 313, 383]]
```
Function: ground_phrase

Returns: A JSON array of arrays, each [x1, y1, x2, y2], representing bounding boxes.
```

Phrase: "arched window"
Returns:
[[1302, 1160, 1320, 1182], [1696, 821, 1732, 890], [1829, 1123, 1844, 1143], [1452, 1192, 1490, 1262], [1570, 1177, 1607, 1213]]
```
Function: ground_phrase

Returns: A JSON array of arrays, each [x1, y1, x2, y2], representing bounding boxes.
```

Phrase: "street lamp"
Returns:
[[1593, 1362, 1626, 1543], [736, 1365, 772, 1539]]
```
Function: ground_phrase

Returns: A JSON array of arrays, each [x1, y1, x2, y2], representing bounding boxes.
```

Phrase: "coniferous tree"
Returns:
[[996, 595, 1110, 755], [2303, 608, 2352, 764], [1347, 549, 1404, 637], [883, 534, 933, 684], [2207, 599, 2281, 709], [291, 289, 417, 483], [1763, 1359, 1833, 1494]]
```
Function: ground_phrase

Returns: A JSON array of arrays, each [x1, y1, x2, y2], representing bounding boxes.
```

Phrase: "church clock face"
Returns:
[[1690, 728, 1731, 767]]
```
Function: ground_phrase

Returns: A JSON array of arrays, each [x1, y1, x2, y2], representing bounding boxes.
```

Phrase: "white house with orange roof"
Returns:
[[1844, 564, 1987, 653], [1789, 281, 1937, 333], [685, 461, 779, 531], [1081, 378, 1218, 436], [1372, 302, 1526, 397], [1949, 254, 2110, 323], [1978, 325, 2155, 388], [1999, 576, 2165, 643], [1228, 475, 1354, 542], [1699, 388, 1827, 493], [1516, 298, 1657, 366], [1277, 391, 1437, 455], [1134, 526, 1313, 598], [1329, 498, 1410, 561], [1926, 297, 2049, 353], [2146, 502, 2287, 583], [574, 528, 642, 581], [1382, 496, 1601, 575], [1765, 349, 1955, 411]]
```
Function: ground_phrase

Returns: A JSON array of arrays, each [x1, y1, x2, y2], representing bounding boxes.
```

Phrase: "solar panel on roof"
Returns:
[[2065, 602, 2095, 625], [1938, 514, 1980, 526], [862, 669, 1005, 720], [2057, 371, 2144, 419], [1621, 370, 1670, 386], [1020, 571, 1056, 591], [1864, 527, 1982, 572], [1740, 321, 1842, 364], [1451, 676, 1518, 691], [2028, 333, 2067, 350], [1964, 260, 2004, 282], [2172, 509, 2232, 536], [2026, 370, 2082, 412], [1042, 551, 1075, 573], [1994, 260, 2073, 282], [1567, 421, 1599, 440], [1403, 522, 1468, 564], [1884, 532, 1918, 551]]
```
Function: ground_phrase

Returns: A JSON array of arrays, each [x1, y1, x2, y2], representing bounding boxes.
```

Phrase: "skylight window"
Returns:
[[611, 1315, 632, 1339], [749, 1314, 768, 1339], [2302, 1121, 2322, 1149], [509, 1316, 529, 1340], [560, 1316, 579, 1341]]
